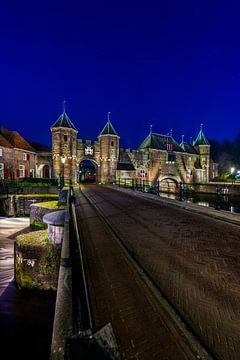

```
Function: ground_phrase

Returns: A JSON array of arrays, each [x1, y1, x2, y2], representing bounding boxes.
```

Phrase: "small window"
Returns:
[[111, 141, 114, 147], [23, 153, 27, 161], [166, 143, 173, 151], [0, 148, 2, 157], [0, 163, 4, 179], [140, 170, 145, 178], [64, 135, 68, 142], [166, 153, 176, 164], [19, 165, 25, 178]]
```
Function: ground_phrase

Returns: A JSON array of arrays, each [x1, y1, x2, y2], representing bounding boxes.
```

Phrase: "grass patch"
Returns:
[[32, 200, 65, 209], [16, 229, 49, 247], [14, 194, 58, 198]]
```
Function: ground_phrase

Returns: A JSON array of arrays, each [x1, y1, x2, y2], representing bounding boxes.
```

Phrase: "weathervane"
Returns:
[[63, 100, 66, 113], [190, 136, 192, 144], [181, 134, 184, 143], [200, 123, 203, 131], [170, 129, 173, 137], [150, 124, 153, 133], [107, 111, 111, 122]]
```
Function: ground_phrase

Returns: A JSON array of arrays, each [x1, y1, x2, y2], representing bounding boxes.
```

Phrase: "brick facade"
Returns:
[[0, 127, 51, 180], [51, 111, 210, 186]]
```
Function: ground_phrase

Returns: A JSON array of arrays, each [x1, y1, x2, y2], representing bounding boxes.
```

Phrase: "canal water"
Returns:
[[160, 192, 240, 214]]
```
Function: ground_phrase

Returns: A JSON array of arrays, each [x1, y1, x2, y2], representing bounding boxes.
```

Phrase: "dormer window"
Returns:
[[166, 153, 176, 164]]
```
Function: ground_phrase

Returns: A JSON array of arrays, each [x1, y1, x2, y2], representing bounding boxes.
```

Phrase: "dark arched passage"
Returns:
[[79, 159, 97, 183]]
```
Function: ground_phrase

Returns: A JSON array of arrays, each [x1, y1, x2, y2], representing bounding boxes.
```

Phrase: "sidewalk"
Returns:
[[110, 185, 240, 226]]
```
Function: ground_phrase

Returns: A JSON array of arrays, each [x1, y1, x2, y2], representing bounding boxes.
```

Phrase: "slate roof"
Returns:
[[51, 111, 77, 131], [117, 163, 135, 171], [139, 132, 185, 152], [180, 141, 199, 154], [0, 128, 35, 152], [193, 129, 209, 146], [30, 142, 51, 152], [99, 121, 118, 136], [117, 151, 135, 171]]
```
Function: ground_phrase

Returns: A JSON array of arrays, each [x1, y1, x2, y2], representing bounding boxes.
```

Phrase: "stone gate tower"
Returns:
[[99, 112, 120, 183], [51, 108, 78, 183], [193, 125, 210, 182]]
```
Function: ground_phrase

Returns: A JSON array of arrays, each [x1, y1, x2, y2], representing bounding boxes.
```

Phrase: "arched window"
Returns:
[[64, 135, 68, 142]]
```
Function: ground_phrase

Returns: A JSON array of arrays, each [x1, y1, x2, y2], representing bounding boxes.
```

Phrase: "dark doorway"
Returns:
[[79, 160, 96, 183], [43, 165, 50, 178]]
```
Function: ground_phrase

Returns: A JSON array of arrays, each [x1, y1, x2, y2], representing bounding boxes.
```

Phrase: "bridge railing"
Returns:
[[51, 186, 120, 360]]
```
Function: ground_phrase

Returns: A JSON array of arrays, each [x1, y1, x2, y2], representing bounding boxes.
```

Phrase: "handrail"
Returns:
[[69, 188, 93, 333]]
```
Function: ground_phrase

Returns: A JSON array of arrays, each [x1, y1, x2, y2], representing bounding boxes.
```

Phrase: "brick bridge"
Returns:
[[49, 184, 240, 360]]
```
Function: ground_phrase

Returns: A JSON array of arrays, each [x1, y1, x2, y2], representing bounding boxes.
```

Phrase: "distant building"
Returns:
[[0, 127, 51, 180], [51, 110, 211, 189]]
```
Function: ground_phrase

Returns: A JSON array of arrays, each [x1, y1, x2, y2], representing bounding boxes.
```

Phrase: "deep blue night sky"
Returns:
[[1, 0, 240, 148]]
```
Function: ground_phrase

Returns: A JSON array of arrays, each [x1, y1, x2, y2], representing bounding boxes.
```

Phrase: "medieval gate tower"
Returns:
[[51, 108, 120, 184]]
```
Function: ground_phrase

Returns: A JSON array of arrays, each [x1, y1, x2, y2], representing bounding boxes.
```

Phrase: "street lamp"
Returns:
[[230, 167, 235, 185], [60, 156, 66, 189]]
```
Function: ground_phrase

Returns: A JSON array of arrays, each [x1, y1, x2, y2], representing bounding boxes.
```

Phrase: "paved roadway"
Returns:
[[77, 184, 240, 360]]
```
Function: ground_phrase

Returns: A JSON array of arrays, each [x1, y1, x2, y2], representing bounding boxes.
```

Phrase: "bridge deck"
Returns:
[[75, 188, 207, 360], [75, 184, 240, 360]]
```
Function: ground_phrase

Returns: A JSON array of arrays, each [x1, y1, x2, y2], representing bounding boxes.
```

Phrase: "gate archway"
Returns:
[[79, 159, 98, 183], [159, 176, 179, 193]]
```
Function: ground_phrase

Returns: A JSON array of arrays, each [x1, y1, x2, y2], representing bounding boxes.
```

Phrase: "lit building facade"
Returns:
[[51, 110, 211, 188]]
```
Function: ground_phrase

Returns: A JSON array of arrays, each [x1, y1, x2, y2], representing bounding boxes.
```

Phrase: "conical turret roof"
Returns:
[[193, 129, 209, 146], [99, 120, 118, 136], [51, 111, 77, 131]]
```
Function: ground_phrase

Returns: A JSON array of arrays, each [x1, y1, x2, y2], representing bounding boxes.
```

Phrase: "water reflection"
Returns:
[[159, 192, 240, 214]]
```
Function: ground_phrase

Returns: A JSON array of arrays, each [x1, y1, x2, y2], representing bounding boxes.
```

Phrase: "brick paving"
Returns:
[[78, 184, 240, 360], [75, 190, 198, 360]]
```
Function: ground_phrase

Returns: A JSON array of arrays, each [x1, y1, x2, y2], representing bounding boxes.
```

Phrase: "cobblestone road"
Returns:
[[75, 189, 200, 360], [79, 185, 240, 360]]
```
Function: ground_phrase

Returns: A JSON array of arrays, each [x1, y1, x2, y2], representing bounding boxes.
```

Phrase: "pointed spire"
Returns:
[[51, 102, 77, 131], [181, 134, 184, 143], [193, 124, 209, 146], [99, 112, 118, 136]]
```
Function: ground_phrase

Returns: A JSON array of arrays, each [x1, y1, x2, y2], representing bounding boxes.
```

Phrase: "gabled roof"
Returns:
[[51, 111, 77, 131], [193, 129, 209, 146], [117, 163, 135, 171], [117, 150, 135, 171], [30, 142, 51, 152], [0, 127, 35, 152], [99, 120, 118, 136], [0, 133, 13, 148], [139, 132, 185, 152], [180, 141, 199, 154]]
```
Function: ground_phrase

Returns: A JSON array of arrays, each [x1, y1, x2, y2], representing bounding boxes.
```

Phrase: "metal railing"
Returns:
[[69, 189, 93, 334]]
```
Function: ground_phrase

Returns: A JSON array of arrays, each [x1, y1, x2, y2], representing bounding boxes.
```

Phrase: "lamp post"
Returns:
[[230, 167, 235, 185], [60, 156, 66, 189]]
